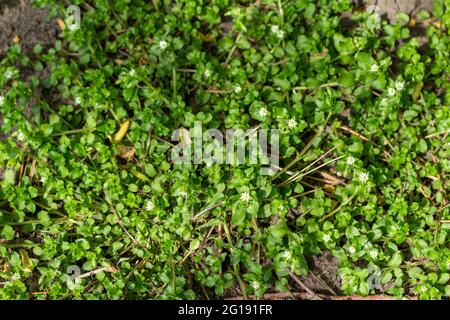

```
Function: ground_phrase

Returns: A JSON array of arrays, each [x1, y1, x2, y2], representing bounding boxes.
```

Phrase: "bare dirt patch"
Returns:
[[0, 0, 58, 57], [299, 251, 341, 295]]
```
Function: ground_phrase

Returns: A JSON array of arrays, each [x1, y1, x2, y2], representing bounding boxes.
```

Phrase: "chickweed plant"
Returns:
[[0, 0, 450, 300]]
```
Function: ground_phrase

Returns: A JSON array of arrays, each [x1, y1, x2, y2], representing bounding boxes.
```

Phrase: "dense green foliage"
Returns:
[[1, 0, 450, 299]]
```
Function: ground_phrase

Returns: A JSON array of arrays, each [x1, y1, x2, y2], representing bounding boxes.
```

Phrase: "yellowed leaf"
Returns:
[[57, 18, 66, 30], [111, 120, 130, 144], [129, 167, 150, 182], [19, 249, 34, 273], [2, 262, 10, 273]]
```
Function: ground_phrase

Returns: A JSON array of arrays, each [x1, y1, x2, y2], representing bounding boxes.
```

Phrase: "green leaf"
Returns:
[[381, 271, 393, 284], [189, 239, 201, 251], [232, 208, 246, 226], [3, 169, 15, 185], [268, 222, 288, 240], [403, 110, 418, 122], [388, 252, 402, 267], [357, 52, 374, 69], [408, 267, 425, 280], [348, 142, 363, 153], [2, 225, 14, 241], [416, 139, 427, 153]]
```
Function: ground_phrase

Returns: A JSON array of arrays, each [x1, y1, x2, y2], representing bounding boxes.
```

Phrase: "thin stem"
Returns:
[[224, 32, 242, 66], [172, 66, 177, 100], [279, 155, 344, 187], [223, 222, 248, 299], [319, 194, 357, 222], [1, 243, 39, 248], [52, 127, 96, 136]]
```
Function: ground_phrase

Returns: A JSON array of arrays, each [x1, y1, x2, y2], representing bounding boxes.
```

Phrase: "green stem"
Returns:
[[172, 66, 177, 100], [319, 194, 357, 222], [0, 217, 67, 226], [1, 243, 39, 248], [32, 201, 65, 217], [223, 222, 248, 299], [272, 119, 329, 181], [53, 127, 96, 136], [224, 32, 242, 66]]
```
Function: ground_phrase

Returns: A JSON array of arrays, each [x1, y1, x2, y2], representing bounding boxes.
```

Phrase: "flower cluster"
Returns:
[[270, 25, 285, 39]]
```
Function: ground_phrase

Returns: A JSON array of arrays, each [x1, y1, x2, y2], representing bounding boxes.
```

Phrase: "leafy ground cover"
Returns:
[[0, 0, 450, 300]]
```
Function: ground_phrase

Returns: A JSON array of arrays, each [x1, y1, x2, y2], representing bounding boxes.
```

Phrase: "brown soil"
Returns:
[[366, 0, 434, 21], [0, 0, 58, 157], [0, 0, 58, 58], [222, 250, 341, 299], [299, 251, 341, 295]]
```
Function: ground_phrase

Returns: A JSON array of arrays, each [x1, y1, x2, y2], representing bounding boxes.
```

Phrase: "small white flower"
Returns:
[[233, 85, 242, 94], [129, 69, 136, 77], [204, 69, 211, 78], [4, 70, 14, 79], [380, 98, 388, 107], [0, 96, 5, 106], [429, 119, 436, 127], [283, 251, 292, 260], [370, 64, 379, 72], [158, 40, 168, 50], [346, 156, 356, 166], [369, 249, 378, 259], [387, 87, 396, 97], [259, 107, 268, 118], [270, 25, 284, 39], [240, 191, 251, 202], [16, 130, 26, 142], [145, 201, 155, 211], [348, 246, 356, 254], [322, 234, 331, 242], [11, 273, 21, 281], [74, 96, 82, 105], [394, 80, 405, 91], [420, 286, 427, 293], [250, 281, 260, 290], [40, 176, 46, 184], [287, 118, 297, 129], [271, 25, 279, 33], [358, 172, 369, 183]]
